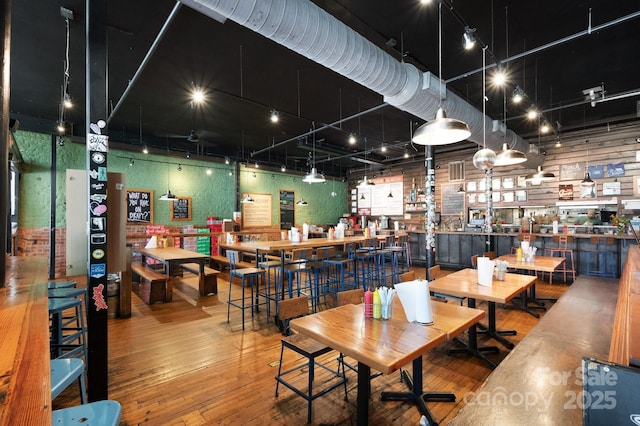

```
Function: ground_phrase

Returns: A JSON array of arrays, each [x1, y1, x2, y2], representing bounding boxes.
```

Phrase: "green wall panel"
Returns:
[[14, 130, 347, 229]]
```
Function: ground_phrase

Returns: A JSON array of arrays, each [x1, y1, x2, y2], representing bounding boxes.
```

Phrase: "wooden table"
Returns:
[[428, 269, 537, 369], [138, 247, 210, 299], [497, 254, 566, 316], [290, 299, 484, 425]]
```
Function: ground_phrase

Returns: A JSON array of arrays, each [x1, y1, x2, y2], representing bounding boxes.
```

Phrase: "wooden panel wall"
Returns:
[[349, 122, 640, 228]]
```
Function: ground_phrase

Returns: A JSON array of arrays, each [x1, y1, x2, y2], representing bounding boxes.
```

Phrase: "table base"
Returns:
[[476, 302, 517, 350], [380, 357, 455, 426]]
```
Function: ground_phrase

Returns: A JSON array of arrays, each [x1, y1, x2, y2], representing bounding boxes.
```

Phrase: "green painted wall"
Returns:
[[14, 130, 348, 228]]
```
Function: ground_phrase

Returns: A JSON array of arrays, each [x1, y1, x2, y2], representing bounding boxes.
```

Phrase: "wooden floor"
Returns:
[[49, 264, 571, 425]]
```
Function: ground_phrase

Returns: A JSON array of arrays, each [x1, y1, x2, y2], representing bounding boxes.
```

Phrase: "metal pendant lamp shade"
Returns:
[[159, 189, 177, 201], [494, 143, 527, 166], [525, 166, 555, 182], [296, 197, 308, 206], [411, 108, 471, 146], [241, 194, 255, 203], [581, 172, 593, 183], [302, 167, 326, 183], [357, 175, 375, 188], [159, 163, 177, 200]]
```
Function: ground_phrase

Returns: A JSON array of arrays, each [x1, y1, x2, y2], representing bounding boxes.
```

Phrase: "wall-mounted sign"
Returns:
[[171, 196, 191, 221], [126, 189, 154, 223], [559, 184, 574, 200]]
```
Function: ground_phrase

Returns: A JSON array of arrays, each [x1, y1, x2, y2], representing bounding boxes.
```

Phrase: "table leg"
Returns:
[[357, 362, 370, 426], [381, 356, 455, 425], [198, 261, 205, 296], [165, 261, 173, 301], [481, 302, 516, 349], [448, 298, 499, 369], [503, 288, 541, 318]]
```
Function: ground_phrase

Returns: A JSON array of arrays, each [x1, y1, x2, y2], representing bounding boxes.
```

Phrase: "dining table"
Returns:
[[427, 268, 537, 369], [290, 296, 484, 425], [496, 254, 566, 316], [137, 247, 210, 300]]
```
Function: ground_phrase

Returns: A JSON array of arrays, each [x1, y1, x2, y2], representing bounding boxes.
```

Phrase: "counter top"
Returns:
[[434, 230, 635, 239]]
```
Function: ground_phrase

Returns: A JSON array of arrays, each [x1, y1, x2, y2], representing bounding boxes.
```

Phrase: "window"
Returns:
[[448, 161, 465, 181]]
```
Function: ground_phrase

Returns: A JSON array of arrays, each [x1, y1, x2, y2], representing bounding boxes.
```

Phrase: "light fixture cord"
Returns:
[[482, 46, 487, 149], [438, 0, 443, 107]]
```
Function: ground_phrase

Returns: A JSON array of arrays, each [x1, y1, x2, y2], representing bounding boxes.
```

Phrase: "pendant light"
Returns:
[[241, 194, 255, 203], [357, 137, 375, 188], [412, 0, 470, 146], [295, 177, 308, 206], [159, 139, 177, 201], [303, 125, 326, 183], [525, 166, 555, 182], [473, 46, 497, 170], [494, 142, 527, 166], [581, 141, 593, 184]]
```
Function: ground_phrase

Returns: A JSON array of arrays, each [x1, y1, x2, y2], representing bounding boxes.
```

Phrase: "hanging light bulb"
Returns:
[[270, 109, 279, 123], [462, 26, 476, 50]]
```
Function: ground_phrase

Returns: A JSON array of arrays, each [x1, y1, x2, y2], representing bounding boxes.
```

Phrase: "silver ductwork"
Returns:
[[180, 0, 542, 168]]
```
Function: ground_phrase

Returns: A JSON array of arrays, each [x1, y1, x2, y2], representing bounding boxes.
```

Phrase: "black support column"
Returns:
[[86, 0, 109, 401]]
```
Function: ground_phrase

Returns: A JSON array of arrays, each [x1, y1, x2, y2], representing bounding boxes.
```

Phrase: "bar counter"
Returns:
[[408, 229, 636, 277]]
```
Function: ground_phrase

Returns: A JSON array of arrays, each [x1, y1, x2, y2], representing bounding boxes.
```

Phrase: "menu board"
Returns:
[[441, 183, 465, 215], [560, 162, 584, 181], [242, 193, 272, 228], [279, 190, 295, 230], [171, 197, 191, 221], [126, 188, 154, 224]]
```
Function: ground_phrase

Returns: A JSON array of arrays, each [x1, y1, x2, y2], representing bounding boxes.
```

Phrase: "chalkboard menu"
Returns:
[[171, 197, 191, 221], [279, 190, 295, 230], [126, 189, 154, 224], [441, 183, 465, 215]]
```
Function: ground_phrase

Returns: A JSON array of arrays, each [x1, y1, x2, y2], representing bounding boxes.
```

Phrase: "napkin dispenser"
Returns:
[[477, 256, 495, 287], [394, 279, 433, 325]]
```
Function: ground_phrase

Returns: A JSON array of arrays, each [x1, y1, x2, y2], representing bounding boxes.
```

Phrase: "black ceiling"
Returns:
[[10, 0, 640, 177]]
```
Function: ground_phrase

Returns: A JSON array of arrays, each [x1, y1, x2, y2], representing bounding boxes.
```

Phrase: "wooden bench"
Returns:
[[609, 245, 640, 367], [181, 262, 220, 295], [450, 275, 619, 425], [209, 255, 254, 271], [131, 262, 169, 304]]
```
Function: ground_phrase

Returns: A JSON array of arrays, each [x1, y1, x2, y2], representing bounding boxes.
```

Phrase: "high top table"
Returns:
[[290, 298, 484, 425], [428, 269, 537, 369], [138, 247, 210, 300]]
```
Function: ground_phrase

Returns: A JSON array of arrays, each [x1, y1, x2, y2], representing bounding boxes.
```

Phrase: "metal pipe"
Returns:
[[107, 2, 182, 124]]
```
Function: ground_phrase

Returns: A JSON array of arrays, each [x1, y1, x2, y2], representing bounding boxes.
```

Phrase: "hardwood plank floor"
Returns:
[[50, 265, 571, 425]]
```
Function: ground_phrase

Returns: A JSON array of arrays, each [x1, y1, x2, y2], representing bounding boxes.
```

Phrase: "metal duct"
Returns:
[[179, 0, 542, 168]]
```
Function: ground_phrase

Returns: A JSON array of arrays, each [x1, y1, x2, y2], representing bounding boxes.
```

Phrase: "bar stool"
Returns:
[[51, 358, 87, 404], [226, 250, 266, 330], [52, 400, 121, 425], [543, 235, 576, 283], [48, 281, 77, 289], [258, 252, 283, 317], [390, 234, 411, 276], [48, 297, 88, 361], [324, 242, 357, 289], [583, 236, 616, 277], [282, 248, 314, 300]]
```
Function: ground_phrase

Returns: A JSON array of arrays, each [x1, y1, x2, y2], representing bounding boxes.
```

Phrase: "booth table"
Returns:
[[290, 298, 484, 425], [138, 247, 210, 299], [428, 269, 537, 369]]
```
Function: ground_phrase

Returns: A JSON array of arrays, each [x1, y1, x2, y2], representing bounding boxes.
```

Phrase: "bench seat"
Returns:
[[181, 262, 220, 295], [131, 262, 168, 304], [210, 255, 254, 270]]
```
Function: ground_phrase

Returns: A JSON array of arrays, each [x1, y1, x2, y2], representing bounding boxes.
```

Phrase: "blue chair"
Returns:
[[50, 358, 86, 404], [52, 400, 121, 425], [49, 298, 88, 362], [47, 281, 77, 289]]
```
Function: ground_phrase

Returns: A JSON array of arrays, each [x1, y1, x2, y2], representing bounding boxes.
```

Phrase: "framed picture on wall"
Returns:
[[516, 190, 527, 202], [466, 181, 477, 192], [503, 177, 514, 189]]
